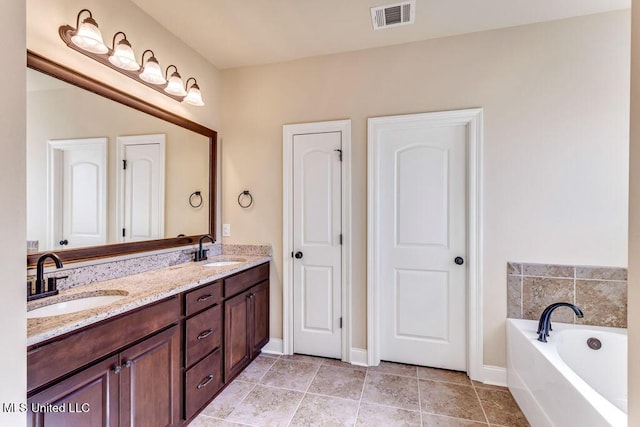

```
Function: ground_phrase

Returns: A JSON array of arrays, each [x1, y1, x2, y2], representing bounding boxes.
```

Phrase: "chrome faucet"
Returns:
[[193, 234, 215, 262], [28, 252, 65, 301], [536, 302, 584, 342]]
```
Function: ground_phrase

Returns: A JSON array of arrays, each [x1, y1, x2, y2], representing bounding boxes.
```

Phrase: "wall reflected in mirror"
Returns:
[[27, 68, 210, 253]]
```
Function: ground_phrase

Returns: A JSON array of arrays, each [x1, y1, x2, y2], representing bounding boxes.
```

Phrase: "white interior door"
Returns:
[[292, 131, 342, 358], [117, 135, 165, 242], [370, 114, 468, 371], [48, 138, 107, 249]]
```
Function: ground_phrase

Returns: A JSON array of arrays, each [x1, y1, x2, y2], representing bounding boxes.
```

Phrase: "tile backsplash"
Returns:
[[507, 262, 627, 328]]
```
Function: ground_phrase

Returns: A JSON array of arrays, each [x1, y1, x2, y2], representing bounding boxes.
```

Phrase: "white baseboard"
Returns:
[[350, 348, 368, 366], [261, 338, 284, 355], [482, 365, 507, 387]]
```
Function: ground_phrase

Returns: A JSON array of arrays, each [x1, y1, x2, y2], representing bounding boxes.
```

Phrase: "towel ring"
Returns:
[[189, 191, 203, 208], [238, 190, 253, 208]]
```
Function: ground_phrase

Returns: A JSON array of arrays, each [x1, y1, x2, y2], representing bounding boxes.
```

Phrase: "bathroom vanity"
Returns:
[[26, 258, 270, 426]]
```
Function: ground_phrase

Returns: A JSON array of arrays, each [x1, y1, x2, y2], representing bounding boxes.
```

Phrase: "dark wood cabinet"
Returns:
[[27, 298, 180, 427], [27, 355, 119, 427], [28, 326, 180, 427], [182, 283, 224, 421], [27, 262, 270, 427], [120, 326, 180, 427], [224, 264, 270, 380], [224, 290, 252, 379], [250, 280, 270, 358]]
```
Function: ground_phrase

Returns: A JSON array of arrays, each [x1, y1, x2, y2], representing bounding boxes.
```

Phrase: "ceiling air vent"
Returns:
[[371, 1, 415, 30]]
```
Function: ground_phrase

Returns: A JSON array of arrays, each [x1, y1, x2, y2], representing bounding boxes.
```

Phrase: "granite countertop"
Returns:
[[27, 254, 270, 347]]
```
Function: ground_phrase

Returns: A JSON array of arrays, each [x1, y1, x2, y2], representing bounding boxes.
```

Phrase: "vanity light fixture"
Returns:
[[139, 50, 167, 85], [108, 32, 139, 71], [184, 78, 205, 106], [70, 9, 108, 54], [59, 9, 204, 106], [164, 65, 187, 97]]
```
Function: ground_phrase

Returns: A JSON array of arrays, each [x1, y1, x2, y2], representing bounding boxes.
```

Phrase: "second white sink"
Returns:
[[203, 258, 245, 267], [27, 294, 127, 319]]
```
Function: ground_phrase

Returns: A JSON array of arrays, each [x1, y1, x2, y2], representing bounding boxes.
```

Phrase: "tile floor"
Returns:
[[189, 354, 529, 427]]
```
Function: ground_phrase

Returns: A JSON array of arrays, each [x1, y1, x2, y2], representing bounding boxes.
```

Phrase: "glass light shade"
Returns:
[[71, 18, 108, 54], [108, 40, 139, 71], [184, 85, 204, 106], [165, 72, 187, 97], [139, 58, 166, 85]]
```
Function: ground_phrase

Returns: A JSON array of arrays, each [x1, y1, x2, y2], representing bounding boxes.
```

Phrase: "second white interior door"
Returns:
[[292, 131, 342, 359], [370, 112, 468, 371]]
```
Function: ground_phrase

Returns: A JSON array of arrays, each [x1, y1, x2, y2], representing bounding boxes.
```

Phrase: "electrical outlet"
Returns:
[[222, 223, 231, 237]]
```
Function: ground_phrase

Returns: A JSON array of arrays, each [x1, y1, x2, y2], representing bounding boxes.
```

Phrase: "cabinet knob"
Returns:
[[112, 365, 122, 374], [454, 257, 464, 265], [196, 374, 214, 389], [123, 360, 133, 368], [294, 251, 303, 259]]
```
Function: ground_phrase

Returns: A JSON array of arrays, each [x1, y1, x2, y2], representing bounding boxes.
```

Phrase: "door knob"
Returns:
[[59, 239, 69, 246], [454, 257, 464, 265], [294, 251, 303, 259]]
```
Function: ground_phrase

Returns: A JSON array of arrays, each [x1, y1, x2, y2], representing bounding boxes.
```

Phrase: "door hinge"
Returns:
[[334, 149, 342, 161], [122, 228, 126, 238], [122, 159, 127, 170], [339, 234, 343, 245], [339, 317, 343, 328]]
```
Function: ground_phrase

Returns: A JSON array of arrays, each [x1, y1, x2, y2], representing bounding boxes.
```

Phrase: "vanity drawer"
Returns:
[[185, 348, 223, 419], [185, 280, 222, 316], [185, 304, 221, 368], [224, 263, 269, 297]]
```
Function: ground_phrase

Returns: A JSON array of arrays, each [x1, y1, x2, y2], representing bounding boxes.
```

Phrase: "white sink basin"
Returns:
[[203, 258, 245, 267], [27, 295, 127, 319]]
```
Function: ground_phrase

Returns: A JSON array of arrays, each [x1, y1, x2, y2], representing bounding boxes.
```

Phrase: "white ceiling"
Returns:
[[131, 0, 630, 69]]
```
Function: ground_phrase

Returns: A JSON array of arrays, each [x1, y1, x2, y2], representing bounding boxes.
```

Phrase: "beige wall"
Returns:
[[27, 0, 222, 131], [628, 1, 639, 423], [0, 0, 27, 424], [26, 82, 210, 248], [221, 10, 630, 367]]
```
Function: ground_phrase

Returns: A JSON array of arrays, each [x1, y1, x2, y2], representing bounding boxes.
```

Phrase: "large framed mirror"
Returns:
[[26, 51, 217, 267]]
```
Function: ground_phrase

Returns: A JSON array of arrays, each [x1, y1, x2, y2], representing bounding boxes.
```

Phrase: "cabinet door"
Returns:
[[27, 355, 119, 427], [224, 291, 251, 380], [119, 326, 180, 427], [250, 281, 270, 357]]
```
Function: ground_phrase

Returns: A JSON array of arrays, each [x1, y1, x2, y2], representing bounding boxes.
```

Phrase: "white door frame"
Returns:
[[367, 108, 484, 380], [116, 134, 166, 243], [47, 137, 108, 250], [283, 119, 352, 361]]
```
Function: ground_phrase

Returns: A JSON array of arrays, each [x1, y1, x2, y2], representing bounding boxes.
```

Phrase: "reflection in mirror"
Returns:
[[27, 68, 210, 253]]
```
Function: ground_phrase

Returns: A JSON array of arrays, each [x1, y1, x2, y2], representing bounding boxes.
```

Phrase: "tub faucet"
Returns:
[[193, 234, 215, 262], [28, 252, 65, 301], [537, 302, 584, 342]]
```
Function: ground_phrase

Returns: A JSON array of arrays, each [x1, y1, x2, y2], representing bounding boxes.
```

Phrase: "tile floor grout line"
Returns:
[[416, 367, 424, 427], [353, 366, 369, 426], [284, 361, 322, 426], [471, 378, 491, 425]]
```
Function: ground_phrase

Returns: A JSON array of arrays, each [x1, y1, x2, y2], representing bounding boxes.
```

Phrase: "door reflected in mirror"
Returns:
[[27, 68, 210, 253]]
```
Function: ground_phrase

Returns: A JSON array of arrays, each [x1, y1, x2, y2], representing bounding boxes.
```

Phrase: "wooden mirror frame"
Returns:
[[26, 50, 217, 268]]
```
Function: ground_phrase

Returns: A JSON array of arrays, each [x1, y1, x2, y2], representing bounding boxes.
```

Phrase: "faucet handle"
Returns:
[[47, 276, 68, 293]]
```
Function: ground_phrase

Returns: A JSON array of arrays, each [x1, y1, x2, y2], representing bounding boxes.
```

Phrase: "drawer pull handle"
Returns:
[[197, 294, 213, 302], [197, 374, 214, 389], [197, 329, 213, 340]]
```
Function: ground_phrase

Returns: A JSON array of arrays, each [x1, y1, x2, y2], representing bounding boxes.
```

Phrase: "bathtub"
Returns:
[[507, 318, 627, 427]]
